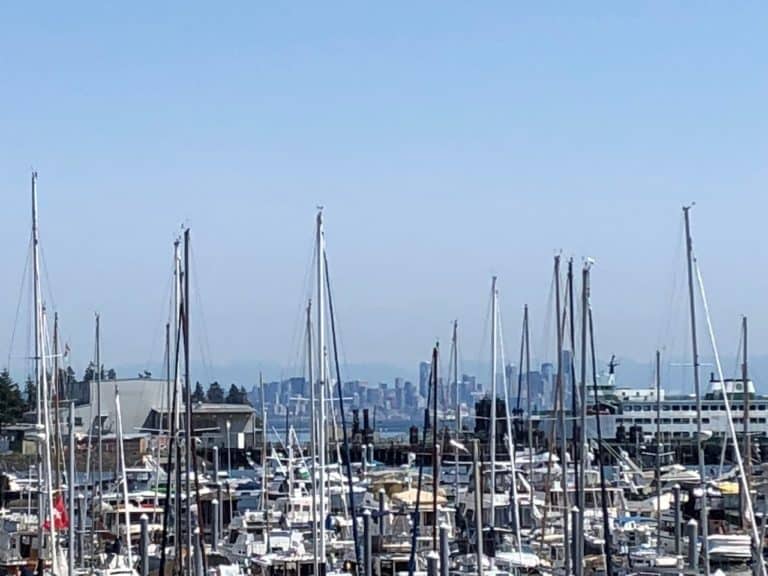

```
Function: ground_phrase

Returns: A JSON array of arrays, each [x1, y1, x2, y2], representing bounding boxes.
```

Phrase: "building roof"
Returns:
[[151, 402, 255, 415]]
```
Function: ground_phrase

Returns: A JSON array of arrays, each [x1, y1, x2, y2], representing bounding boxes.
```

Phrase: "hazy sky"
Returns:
[[1, 3, 767, 383]]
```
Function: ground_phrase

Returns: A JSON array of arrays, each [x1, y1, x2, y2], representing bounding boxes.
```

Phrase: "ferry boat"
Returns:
[[615, 376, 768, 441]]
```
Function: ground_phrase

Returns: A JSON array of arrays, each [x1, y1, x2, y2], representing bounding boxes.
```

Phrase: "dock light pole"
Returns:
[[226, 420, 232, 477]]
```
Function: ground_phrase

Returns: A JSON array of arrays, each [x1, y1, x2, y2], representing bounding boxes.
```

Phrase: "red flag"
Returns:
[[43, 495, 69, 531]]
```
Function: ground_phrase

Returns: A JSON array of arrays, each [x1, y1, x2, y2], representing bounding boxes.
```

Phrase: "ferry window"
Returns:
[[735, 405, 743, 411], [663, 405, 671, 411], [643, 405, 651, 412], [720, 405, 726, 411], [759, 405, 766, 411], [751, 418, 759, 424], [761, 418, 766, 424], [702, 405, 709, 411], [672, 405, 680, 411], [702, 418, 710, 424]]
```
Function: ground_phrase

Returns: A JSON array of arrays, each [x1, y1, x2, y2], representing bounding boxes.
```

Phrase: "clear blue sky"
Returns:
[[1, 3, 766, 383]]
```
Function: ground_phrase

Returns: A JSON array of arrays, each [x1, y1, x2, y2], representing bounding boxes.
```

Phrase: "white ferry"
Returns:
[[615, 376, 768, 441]]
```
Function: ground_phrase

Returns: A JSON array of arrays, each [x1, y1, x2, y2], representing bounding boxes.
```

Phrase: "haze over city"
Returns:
[[2, 3, 767, 389]]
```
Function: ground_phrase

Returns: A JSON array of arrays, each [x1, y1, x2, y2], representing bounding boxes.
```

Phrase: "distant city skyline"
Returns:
[[2, 4, 767, 382]]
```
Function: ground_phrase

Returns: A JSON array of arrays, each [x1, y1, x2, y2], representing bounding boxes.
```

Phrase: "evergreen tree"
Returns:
[[192, 381, 206, 402], [226, 384, 241, 404], [206, 381, 224, 403], [0, 370, 26, 428], [24, 376, 35, 411], [83, 362, 96, 382], [239, 386, 251, 406]]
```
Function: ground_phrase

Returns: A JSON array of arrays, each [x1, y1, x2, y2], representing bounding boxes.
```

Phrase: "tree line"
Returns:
[[0, 369, 251, 431], [190, 381, 250, 405]]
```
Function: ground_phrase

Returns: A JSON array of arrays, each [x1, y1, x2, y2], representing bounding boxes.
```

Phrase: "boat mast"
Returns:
[[260, 372, 269, 549], [183, 228, 193, 576], [489, 276, 497, 533], [31, 173, 44, 546], [306, 299, 319, 576], [588, 307, 613, 576], [568, 260, 580, 545], [52, 313, 63, 489], [95, 313, 102, 530], [656, 349, 662, 554], [578, 263, 591, 575], [452, 321, 460, 501], [40, 311, 59, 575], [554, 255, 571, 574], [524, 305, 532, 461], [115, 384, 133, 568], [742, 316, 750, 533], [173, 239, 183, 566], [683, 205, 709, 576], [432, 345, 439, 552], [316, 208, 327, 567]]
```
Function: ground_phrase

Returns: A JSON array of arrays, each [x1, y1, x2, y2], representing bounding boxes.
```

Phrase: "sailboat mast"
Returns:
[[452, 321, 460, 501], [576, 263, 590, 576], [306, 299, 319, 576], [32, 171, 41, 424], [52, 313, 62, 489], [656, 349, 662, 553], [260, 372, 267, 509], [41, 311, 60, 575], [316, 209, 327, 566], [588, 308, 613, 576], [183, 228, 193, 575], [432, 345, 439, 552], [489, 276, 497, 532], [683, 205, 709, 575], [165, 323, 171, 437], [742, 316, 750, 531], [115, 385, 134, 567], [524, 306, 532, 461], [554, 255, 571, 574], [31, 172, 45, 556], [96, 313, 102, 529]]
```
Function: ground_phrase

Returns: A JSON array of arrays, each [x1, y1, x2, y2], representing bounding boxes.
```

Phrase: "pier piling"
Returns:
[[686, 519, 699, 570]]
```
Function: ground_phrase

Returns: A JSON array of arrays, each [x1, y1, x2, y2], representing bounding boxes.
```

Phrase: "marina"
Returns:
[[2, 5, 766, 575], [1, 183, 767, 576]]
